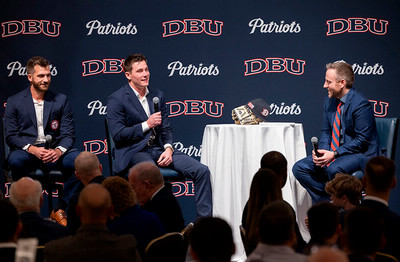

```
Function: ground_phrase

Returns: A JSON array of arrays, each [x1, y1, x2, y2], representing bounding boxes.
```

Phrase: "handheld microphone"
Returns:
[[311, 137, 321, 157], [153, 97, 159, 112], [45, 135, 52, 149]]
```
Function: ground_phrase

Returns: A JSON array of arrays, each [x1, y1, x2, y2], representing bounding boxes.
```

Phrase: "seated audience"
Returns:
[[361, 156, 400, 261], [341, 206, 385, 262], [9, 177, 69, 245], [0, 200, 22, 262], [189, 217, 235, 262], [246, 200, 307, 262], [128, 161, 185, 232], [44, 184, 141, 262], [102, 176, 165, 257], [304, 202, 341, 254], [325, 173, 362, 211], [66, 151, 105, 234]]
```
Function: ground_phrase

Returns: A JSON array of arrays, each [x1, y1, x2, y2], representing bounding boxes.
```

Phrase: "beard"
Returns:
[[31, 79, 50, 92]]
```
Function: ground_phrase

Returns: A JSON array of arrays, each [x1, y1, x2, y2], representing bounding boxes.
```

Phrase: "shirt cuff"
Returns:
[[164, 143, 174, 152], [56, 146, 67, 155], [23, 144, 31, 152], [142, 121, 150, 133]]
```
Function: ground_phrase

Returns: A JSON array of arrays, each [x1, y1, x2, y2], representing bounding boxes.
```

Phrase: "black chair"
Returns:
[[144, 232, 186, 262], [105, 118, 185, 180], [352, 117, 399, 179], [2, 118, 64, 215]]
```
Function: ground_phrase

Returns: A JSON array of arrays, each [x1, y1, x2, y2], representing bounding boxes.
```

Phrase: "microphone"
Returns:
[[153, 97, 159, 112], [311, 137, 321, 157], [45, 135, 52, 149]]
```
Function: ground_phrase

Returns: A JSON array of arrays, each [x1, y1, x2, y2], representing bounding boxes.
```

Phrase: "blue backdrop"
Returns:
[[1, 0, 400, 221]]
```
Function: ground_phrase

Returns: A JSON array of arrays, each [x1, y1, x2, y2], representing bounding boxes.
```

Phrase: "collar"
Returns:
[[129, 83, 149, 99], [150, 185, 165, 201], [363, 195, 388, 206], [340, 91, 348, 104]]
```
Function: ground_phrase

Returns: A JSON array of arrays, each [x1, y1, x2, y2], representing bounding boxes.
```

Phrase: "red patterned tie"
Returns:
[[330, 102, 342, 151]]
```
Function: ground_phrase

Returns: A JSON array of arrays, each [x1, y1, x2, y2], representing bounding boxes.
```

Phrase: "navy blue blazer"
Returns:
[[107, 84, 173, 173], [4, 87, 75, 151], [319, 88, 381, 163]]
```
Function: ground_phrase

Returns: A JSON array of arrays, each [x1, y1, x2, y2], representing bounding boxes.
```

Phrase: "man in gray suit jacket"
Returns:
[[44, 184, 141, 262]]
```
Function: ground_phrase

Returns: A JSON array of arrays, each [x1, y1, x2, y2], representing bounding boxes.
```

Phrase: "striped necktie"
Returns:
[[330, 102, 342, 151]]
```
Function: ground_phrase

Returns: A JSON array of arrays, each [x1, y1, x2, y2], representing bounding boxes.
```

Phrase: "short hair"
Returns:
[[365, 156, 395, 192], [27, 56, 49, 74], [74, 151, 101, 175], [102, 176, 137, 214], [260, 151, 288, 188], [325, 173, 362, 205], [123, 53, 147, 73], [344, 206, 384, 255], [258, 200, 295, 245], [326, 61, 354, 88], [78, 184, 111, 220], [0, 200, 19, 242], [129, 161, 164, 188], [190, 217, 234, 262], [9, 177, 43, 210], [307, 202, 340, 244]]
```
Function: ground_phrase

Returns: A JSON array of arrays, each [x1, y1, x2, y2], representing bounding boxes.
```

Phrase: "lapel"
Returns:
[[43, 90, 54, 129], [342, 88, 354, 118], [24, 88, 37, 129], [125, 84, 148, 121], [147, 88, 156, 115]]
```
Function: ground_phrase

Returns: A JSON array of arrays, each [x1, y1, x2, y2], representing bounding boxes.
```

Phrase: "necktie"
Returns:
[[330, 102, 342, 151]]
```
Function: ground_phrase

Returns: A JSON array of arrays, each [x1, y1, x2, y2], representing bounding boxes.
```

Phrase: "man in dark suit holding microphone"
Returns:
[[106, 53, 212, 217], [293, 60, 382, 204]]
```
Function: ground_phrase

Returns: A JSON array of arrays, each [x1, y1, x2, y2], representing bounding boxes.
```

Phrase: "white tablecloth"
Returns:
[[200, 123, 312, 261]]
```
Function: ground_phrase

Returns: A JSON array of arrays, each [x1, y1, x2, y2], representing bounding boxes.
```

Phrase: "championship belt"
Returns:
[[232, 98, 271, 125]]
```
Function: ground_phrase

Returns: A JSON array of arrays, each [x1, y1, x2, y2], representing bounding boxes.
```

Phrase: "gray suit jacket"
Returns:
[[44, 224, 141, 262]]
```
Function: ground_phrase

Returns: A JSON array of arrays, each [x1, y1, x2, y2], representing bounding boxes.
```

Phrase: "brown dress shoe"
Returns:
[[50, 209, 67, 226]]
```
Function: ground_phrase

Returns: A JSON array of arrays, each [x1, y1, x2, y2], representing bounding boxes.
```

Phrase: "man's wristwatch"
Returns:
[[333, 150, 339, 158]]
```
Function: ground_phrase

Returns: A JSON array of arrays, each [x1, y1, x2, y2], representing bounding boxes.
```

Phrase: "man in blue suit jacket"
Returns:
[[293, 61, 381, 203], [4, 56, 80, 215], [107, 54, 212, 217]]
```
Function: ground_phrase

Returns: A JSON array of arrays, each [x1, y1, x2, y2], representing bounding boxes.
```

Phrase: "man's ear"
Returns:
[[27, 73, 33, 82], [125, 71, 131, 80]]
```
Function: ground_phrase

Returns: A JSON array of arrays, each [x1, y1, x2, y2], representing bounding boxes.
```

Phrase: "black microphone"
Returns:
[[153, 97, 159, 113], [45, 135, 52, 149], [311, 137, 321, 157]]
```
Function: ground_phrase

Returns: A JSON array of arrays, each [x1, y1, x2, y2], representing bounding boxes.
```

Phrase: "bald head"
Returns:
[[74, 151, 102, 185], [308, 247, 349, 262], [9, 177, 43, 212], [77, 184, 112, 225]]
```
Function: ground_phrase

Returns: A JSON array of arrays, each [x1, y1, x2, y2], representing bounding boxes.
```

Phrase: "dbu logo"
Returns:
[[326, 18, 388, 36], [2, 20, 61, 37], [244, 58, 306, 76], [167, 100, 224, 118], [163, 19, 223, 37], [172, 181, 195, 197], [82, 59, 124, 77], [370, 100, 389, 117]]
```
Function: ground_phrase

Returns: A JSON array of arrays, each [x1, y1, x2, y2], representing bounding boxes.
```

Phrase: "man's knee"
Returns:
[[8, 150, 31, 168]]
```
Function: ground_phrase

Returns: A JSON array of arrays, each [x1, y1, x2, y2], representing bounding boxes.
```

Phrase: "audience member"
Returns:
[[325, 173, 362, 211], [246, 200, 307, 262], [0, 200, 22, 262], [308, 247, 349, 262], [189, 217, 235, 262], [102, 176, 165, 257], [66, 151, 105, 234], [44, 184, 141, 262], [9, 177, 69, 245], [260, 151, 288, 188], [341, 206, 385, 262], [128, 161, 185, 232], [304, 202, 340, 254], [360, 156, 400, 261]]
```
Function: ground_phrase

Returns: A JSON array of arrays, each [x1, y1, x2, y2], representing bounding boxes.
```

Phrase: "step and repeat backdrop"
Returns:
[[1, 0, 400, 223]]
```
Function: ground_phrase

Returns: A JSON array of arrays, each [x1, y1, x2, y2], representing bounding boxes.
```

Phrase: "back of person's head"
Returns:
[[74, 151, 102, 182], [307, 202, 340, 245], [0, 200, 21, 242], [364, 156, 396, 193], [102, 176, 137, 215], [246, 169, 282, 242], [190, 217, 235, 262], [129, 161, 164, 189], [260, 151, 288, 188], [77, 183, 112, 225], [342, 206, 384, 256], [9, 177, 43, 212], [308, 247, 349, 262], [258, 200, 295, 245], [325, 173, 362, 206]]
